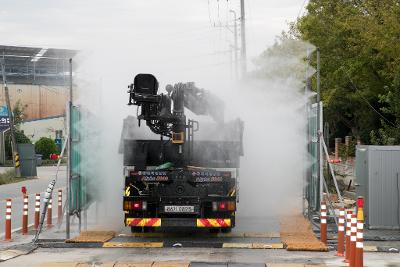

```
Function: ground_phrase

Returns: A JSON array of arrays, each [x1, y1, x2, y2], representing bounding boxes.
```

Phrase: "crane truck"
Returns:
[[121, 74, 243, 233]]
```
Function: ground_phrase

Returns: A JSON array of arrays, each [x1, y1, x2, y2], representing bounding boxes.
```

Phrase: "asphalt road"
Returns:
[[0, 166, 66, 237]]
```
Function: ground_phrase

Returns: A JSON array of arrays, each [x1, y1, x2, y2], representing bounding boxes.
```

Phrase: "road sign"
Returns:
[[0, 106, 10, 132], [0, 106, 9, 116]]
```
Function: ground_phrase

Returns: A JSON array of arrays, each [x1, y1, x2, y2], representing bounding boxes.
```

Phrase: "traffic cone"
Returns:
[[344, 210, 352, 262], [355, 196, 364, 267], [34, 193, 40, 230], [320, 201, 327, 244], [22, 195, 28, 234], [58, 189, 63, 225], [350, 213, 357, 267], [4, 199, 12, 241], [47, 197, 53, 228], [336, 207, 345, 256]]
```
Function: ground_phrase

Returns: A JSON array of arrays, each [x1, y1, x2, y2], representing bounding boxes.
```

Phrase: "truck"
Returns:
[[121, 73, 243, 233]]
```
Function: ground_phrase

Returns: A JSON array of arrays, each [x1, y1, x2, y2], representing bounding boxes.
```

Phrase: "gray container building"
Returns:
[[356, 145, 400, 229]]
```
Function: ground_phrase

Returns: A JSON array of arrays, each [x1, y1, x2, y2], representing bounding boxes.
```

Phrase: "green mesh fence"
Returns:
[[307, 102, 322, 211], [69, 105, 88, 213]]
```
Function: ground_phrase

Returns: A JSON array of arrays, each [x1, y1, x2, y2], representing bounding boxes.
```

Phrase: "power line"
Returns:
[[297, 0, 308, 19]]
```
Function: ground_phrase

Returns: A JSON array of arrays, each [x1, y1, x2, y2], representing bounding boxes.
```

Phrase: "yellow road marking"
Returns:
[[153, 261, 190, 267], [252, 243, 284, 249], [102, 242, 163, 248], [364, 245, 378, 252], [222, 243, 253, 248], [114, 261, 153, 267]]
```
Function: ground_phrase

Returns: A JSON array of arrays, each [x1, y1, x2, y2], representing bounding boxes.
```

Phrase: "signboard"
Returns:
[[0, 106, 10, 132]]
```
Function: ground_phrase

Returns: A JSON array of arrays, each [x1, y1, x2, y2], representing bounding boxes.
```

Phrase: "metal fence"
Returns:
[[306, 102, 323, 212]]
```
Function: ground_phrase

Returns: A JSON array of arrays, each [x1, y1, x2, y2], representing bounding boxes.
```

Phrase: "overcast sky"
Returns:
[[0, 0, 306, 73]]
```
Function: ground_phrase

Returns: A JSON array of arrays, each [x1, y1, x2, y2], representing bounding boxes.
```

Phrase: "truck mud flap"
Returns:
[[126, 218, 231, 228]]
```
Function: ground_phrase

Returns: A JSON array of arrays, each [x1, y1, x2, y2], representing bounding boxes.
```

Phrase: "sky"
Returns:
[[0, 0, 306, 78]]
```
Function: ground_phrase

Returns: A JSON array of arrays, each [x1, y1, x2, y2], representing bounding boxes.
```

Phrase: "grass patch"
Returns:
[[0, 169, 27, 185]]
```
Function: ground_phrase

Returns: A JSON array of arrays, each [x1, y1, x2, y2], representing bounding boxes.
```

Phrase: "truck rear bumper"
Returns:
[[126, 217, 231, 228]]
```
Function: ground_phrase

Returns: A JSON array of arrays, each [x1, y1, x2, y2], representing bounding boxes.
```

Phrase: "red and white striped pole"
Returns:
[[320, 201, 327, 244], [355, 197, 364, 267], [336, 207, 345, 256], [344, 210, 352, 263], [57, 189, 62, 225], [5, 199, 12, 240], [34, 193, 40, 230], [355, 217, 364, 267], [47, 196, 52, 228], [22, 195, 28, 234], [350, 213, 357, 267]]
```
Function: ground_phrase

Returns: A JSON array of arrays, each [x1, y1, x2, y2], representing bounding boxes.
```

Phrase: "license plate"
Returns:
[[164, 205, 195, 213]]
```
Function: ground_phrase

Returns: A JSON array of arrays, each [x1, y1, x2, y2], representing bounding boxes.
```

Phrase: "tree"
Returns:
[[4, 100, 31, 159], [34, 137, 58, 159], [292, 0, 400, 144]]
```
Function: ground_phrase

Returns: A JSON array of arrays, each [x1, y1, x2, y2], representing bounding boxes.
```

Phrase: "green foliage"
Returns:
[[0, 169, 27, 185], [35, 137, 58, 159], [292, 0, 400, 144], [12, 100, 27, 126], [338, 138, 357, 161]]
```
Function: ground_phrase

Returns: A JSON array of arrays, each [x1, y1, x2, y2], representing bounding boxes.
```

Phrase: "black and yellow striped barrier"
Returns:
[[15, 153, 20, 168]]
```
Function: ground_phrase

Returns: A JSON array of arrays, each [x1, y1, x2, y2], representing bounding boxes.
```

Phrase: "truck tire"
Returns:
[[209, 228, 220, 233]]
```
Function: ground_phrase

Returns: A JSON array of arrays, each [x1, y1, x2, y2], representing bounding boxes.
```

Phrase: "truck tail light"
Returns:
[[212, 201, 235, 211], [124, 200, 147, 211]]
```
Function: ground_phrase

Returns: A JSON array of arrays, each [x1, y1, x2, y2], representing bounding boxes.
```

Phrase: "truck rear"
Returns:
[[121, 74, 243, 232]]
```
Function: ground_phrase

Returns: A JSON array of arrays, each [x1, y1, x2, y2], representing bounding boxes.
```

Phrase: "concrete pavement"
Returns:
[[0, 166, 66, 237]]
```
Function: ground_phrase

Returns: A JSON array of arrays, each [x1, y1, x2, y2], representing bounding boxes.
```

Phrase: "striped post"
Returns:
[[355, 197, 364, 267], [22, 195, 28, 234], [350, 213, 357, 267], [344, 210, 352, 262], [336, 207, 345, 256], [5, 199, 12, 240], [47, 196, 52, 227], [320, 201, 327, 244], [34, 193, 40, 230], [355, 217, 364, 267], [57, 189, 62, 225]]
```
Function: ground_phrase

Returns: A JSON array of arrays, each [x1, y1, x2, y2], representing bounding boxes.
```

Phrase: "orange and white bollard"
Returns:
[[57, 189, 62, 225], [355, 217, 364, 267], [22, 195, 28, 234], [46, 196, 52, 228], [355, 196, 364, 267], [34, 193, 40, 230], [350, 213, 357, 267], [344, 210, 352, 262], [336, 207, 345, 256], [5, 199, 12, 240], [320, 201, 327, 244]]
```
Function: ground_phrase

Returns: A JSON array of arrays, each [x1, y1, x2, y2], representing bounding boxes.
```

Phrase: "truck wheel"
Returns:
[[209, 228, 220, 233], [221, 228, 232, 233]]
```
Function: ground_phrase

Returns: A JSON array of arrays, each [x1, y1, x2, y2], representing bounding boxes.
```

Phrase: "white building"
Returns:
[[19, 115, 65, 143]]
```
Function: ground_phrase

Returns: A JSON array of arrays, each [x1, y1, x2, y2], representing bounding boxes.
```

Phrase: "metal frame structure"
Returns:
[[0, 45, 76, 86]]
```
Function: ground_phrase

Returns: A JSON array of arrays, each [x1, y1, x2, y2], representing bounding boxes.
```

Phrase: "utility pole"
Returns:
[[316, 48, 322, 206], [230, 9, 239, 80], [240, 0, 247, 76], [0, 59, 21, 177], [66, 58, 72, 239]]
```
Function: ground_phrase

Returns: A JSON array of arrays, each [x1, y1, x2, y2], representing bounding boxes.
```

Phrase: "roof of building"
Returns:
[[0, 45, 77, 86]]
